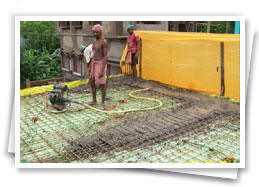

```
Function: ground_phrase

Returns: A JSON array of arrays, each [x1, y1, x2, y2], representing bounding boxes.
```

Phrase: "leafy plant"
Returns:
[[20, 21, 62, 85], [20, 47, 62, 85]]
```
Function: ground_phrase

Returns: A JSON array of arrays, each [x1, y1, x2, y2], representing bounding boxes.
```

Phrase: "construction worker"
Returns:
[[125, 24, 140, 86], [84, 24, 108, 110], [80, 44, 93, 70]]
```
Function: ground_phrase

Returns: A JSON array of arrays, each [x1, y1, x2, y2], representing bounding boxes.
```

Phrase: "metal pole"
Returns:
[[234, 21, 240, 34]]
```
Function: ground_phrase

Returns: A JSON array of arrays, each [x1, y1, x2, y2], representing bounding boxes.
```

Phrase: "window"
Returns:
[[72, 21, 83, 28], [89, 21, 102, 25], [137, 21, 161, 24], [59, 21, 70, 28], [61, 53, 70, 71], [72, 55, 84, 76]]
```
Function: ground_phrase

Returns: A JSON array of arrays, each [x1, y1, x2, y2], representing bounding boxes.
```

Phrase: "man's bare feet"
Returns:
[[130, 82, 138, 87], [87, 101, 97, 106]]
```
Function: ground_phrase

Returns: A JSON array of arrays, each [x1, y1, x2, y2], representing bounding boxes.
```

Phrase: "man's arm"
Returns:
[[135, 35, 140, 59], [99, 39, 108, 78], [103, 39, 108, 68], [125, 39, 128, 61]]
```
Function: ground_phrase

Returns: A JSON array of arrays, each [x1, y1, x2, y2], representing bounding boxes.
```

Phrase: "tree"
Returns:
[[20, 21, 60, 53], [20, 21, 62, 85]]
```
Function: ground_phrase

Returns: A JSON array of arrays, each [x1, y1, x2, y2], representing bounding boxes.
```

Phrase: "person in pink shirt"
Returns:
[[125, 25, 140, 86]]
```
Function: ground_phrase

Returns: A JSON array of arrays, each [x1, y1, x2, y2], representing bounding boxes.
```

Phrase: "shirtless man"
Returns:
[[89, 24, 108, 110]]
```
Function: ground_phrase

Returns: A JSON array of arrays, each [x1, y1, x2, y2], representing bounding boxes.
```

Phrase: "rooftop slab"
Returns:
[[20, 75, 240, 163]]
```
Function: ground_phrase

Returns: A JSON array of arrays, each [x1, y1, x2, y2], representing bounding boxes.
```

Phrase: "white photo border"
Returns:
[[15, 16, 245, 168]]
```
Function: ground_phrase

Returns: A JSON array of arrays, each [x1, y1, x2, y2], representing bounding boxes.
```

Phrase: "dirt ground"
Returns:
[[71, 75, 239, 115], [66, 75, 240, 160]]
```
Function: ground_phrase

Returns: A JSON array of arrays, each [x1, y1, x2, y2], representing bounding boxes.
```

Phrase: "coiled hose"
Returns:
[[70, 88, 163, 114]]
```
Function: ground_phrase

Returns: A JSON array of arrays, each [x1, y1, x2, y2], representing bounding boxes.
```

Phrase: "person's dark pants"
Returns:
[[131, 53, 138, 84]]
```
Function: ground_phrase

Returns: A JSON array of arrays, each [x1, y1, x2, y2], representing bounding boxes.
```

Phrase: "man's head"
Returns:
[[127, 25, 134, 35], [80, 45, 86, 53], [92, 24, 103, 39]]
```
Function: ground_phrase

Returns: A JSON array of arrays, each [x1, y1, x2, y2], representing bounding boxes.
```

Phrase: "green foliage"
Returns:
[[210, 21, 235, 34], [20, 21, 62, 85], [20, 47, 61, 85], [20, 21, 60, 53], [197, 21, 235, 34]]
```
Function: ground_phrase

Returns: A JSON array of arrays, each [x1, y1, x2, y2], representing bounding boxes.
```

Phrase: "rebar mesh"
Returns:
[[20, 83, 240, 163], [20, 85, 182, 163]]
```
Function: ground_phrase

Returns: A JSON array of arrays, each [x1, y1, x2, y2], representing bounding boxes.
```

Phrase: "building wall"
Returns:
[[121, 21, 169, 35], [55, 21, 170, 82], [136, 21, 168, 31]]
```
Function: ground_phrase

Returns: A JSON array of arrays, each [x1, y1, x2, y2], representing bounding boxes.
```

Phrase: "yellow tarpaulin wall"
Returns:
[[120, 31, 240, 101], [224, 41, 240, 101]]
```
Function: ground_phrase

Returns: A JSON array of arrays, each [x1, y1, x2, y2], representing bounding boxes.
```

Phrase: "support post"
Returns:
[[220, 42, 225, 96], [139, 39, 142, 78], [26, 79, 31, 88], [234, 21, 240, 34], [207, 21, 211, 33]]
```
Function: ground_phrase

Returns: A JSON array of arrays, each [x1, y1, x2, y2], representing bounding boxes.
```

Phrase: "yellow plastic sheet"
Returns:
[[20, 74, 124, 97], [120, 31, 240, 101], [224, 41, 240, 101]]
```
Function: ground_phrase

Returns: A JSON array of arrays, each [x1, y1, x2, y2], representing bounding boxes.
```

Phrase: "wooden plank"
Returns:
[[21, 77, 63, 89]]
